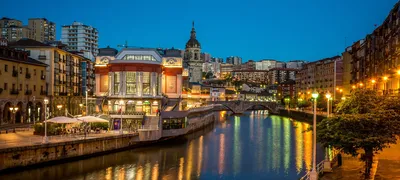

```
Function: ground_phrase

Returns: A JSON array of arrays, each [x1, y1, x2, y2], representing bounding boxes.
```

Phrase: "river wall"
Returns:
[[278, 109, 326, 124], [0, 134, 145, 172]]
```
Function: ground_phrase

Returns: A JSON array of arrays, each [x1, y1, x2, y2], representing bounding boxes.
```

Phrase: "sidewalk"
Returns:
[[321, 139, 400, 180], [0, 130, 138, 149]]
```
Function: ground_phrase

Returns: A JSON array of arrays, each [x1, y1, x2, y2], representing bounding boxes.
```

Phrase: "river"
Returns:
[[0, 110, 325, 180]]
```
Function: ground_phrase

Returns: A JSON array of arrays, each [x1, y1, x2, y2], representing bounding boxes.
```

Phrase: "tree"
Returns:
[[316, 89, 400, 179]]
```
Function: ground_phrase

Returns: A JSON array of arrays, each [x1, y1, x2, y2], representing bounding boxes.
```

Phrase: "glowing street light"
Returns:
[[352, 85, 356, 89], [43, 98, 49, 143], [310, 91, 319, 180], [383, 76, 388, 94], [9, 106, 19, 124]]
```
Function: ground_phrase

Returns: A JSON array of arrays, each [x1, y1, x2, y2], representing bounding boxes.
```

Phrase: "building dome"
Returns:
[[186, 38, 201, 48]]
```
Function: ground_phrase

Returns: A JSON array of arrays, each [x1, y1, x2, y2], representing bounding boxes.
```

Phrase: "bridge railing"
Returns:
[[299, 160, 325, 180]]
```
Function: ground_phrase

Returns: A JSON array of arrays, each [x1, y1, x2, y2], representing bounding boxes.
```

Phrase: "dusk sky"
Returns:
[[1, 0, 398, 62]]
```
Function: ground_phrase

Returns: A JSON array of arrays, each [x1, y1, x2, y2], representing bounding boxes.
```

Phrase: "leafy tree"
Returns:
[[316, 89, 400, 179]]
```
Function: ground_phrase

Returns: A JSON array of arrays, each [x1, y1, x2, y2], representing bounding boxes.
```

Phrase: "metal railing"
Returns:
[[300, 160, 325, 180]]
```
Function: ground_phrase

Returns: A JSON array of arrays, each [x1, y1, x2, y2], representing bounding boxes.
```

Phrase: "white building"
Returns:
[[202, 62, 221, 78], [226, 56, 242, 65], [61, 22, 99, 60], [286, 60, 306, 69]]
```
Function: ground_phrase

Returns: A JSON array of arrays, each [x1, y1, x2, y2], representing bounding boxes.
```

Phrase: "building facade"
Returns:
[[286, 60, 306, 69], [10, 39, 93, 116], [226, 56, 242, 65], [61, 21, 99, 59], [0, 46, 47, 125], [0, 17, 31, 42], [296, 56, 343, 99], [161, 48, 183, 98], [184, 22, 202, 84], [233, 70, 269, 84], [267, 68, 298, 85], [28, 18, 56, 42]]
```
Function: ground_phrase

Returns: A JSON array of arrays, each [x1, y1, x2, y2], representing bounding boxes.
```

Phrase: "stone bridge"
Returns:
[[208, 101, 279, 114]]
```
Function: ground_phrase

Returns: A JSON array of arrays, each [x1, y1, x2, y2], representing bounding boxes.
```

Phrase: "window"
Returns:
[[34, 85, 36, 91], [41, 70, 44, 76], [4, 83, 7, 90], [114, 72, 120, 94], [26, 84, 28, 90], [41, 86, 43, 92], [12, 84, 15, 90], [4, 65, 7, 72], [19, 84, 22, 91], [126, 72, 137, 95], [13, 66, 15, 71], [34, 69, 36, 75], [143, 72, 150, 95], [19, 67, 22, 74], [26, 68, 28, 73], [122, 55, 156, 61]]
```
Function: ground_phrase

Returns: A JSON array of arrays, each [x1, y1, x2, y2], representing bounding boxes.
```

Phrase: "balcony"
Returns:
[[12, 70, 18, 77], [10, 89, 19, 95], [25, 73, 31, 79], [25, 90, 32, 95], [38, 55, 46, 60], [59, 92, 67, 96], [41, 75, 46, 80], [40, 90, 47, 95]]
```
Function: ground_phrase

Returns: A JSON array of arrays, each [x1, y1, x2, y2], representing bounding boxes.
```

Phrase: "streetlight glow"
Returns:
[[371, 79, 376, 84], [352, 85, 356, 89], [312, 92, 319, 99], [325, 93, 331, 99], [383, 76, 388, 81], [397, 70, 400, 75]]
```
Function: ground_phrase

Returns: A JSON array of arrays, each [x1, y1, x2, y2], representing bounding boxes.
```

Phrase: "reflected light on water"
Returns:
[[186, 141, 193, 180], [283, 117, 291, 174], [271, 116, 281, 172], [178, 157, 184, 180], [295, 122, 304, 173], [218, 133, 225, 175], [136, 165, 143, 180], [303, 123, 312, 170], [118, 167, 125, 180], [152, 163, 159, 180], [197, 136, 203, 177], [144, 163, 151, 180], [233, 116, 241, 175], [106, 167, 113, 180]]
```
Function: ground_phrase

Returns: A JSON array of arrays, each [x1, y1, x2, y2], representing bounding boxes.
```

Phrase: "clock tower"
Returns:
[[184, 21, 203, 84]]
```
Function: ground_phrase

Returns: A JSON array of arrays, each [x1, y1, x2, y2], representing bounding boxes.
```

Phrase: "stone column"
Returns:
[[109, 72, 114, 95], [120, 72, 125, 96], [0, 104, 3, 125], [151, 72, 156, 96], [159, 74, 162, 96]]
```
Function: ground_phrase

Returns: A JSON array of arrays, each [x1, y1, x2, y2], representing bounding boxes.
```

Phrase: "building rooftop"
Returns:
[[98, 46, 118, 56], [9, 38, 50, 47], [0, 46, 47, 67]]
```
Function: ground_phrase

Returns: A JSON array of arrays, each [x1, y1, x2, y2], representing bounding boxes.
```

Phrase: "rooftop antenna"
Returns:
[[117, 41, 145, 49]]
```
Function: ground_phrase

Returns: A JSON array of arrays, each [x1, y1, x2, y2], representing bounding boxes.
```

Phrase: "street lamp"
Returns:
[[43, 98, 49, 143], [383, 76, 388, 95], [119, 100, 124, 135], [57, 105, 62, 116], [9, 107, 19, 124], [310, 91, 319, 180], [324, 92, 332, 172]]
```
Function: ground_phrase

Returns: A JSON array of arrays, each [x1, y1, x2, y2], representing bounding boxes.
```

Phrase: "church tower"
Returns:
[[184, 21, 203, 83]]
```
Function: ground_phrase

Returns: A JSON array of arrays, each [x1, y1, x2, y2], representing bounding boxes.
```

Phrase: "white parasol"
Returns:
[[77, 116, 109, 123], [44, 116, 80, 124]]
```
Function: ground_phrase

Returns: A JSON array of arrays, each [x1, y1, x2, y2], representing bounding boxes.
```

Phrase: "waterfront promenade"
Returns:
[[322, 138, 400, 180], [0, 130, 137, 149]]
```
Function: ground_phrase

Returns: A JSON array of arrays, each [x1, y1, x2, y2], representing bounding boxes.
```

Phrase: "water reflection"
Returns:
[[0, 111, 324, 180]]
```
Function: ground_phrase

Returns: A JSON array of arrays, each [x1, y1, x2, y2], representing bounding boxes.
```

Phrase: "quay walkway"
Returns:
[[0, 130, 138, 149]]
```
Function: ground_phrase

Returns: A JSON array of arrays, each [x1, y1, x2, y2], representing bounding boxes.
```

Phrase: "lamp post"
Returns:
[[323, 93, 332, 172], [119, 100, 124, 135], [310, 91, 319, 180], [9, 106, 19, 124], [86, 89, 89, 116], [43, 98, 49, 143], [383, 76, 388, 95]]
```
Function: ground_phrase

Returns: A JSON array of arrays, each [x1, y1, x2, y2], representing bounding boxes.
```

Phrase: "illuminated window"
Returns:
[[114, 72, 120, 94], [143, 72, 150, 95], [122, 55, 156, 61], [126, 72, 137, 95]]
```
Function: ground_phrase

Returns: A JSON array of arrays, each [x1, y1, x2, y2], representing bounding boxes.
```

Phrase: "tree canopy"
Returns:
[[316, 89, 400, 178]]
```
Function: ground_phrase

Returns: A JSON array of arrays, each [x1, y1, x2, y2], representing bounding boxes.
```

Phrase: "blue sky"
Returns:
[[1, 0, 398, 62]]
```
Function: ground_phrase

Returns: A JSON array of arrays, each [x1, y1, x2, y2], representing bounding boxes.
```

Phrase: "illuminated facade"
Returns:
[[161, 49, 183, 98], [95, 48, 162, 116]]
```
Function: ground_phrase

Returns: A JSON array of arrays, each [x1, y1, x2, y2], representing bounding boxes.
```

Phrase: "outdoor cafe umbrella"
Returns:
[[76, 116, 109, 123], [44, 116, 80, 124]]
